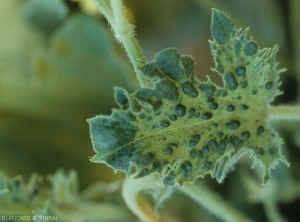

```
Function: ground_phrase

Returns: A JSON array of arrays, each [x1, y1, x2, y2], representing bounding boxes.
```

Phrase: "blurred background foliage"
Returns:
[[0, 0, 300, 221], [0, 0, 135, 188]]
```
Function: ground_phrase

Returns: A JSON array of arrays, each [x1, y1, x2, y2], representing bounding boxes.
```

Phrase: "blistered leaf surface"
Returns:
[[88, 9, 288, 186]]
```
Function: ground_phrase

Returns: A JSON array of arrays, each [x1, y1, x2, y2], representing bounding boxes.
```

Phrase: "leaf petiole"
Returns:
[[268, 105, 300, 122], [93, 0, 150, 87], [122, 173, 163, 222]]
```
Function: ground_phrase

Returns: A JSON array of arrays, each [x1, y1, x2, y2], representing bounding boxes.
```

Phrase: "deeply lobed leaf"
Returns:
[[88, 9, 288, 186]]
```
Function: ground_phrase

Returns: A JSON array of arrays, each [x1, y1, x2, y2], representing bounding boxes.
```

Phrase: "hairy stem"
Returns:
[[122, 173, 163, 222], [93, 0, 150, 87], [181, 182, 252, 222], [268, 105, 300, 121]]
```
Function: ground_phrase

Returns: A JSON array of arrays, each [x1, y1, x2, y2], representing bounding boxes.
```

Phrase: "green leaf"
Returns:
[[88, 9, 288, 186], [211, 9, 235, 44]]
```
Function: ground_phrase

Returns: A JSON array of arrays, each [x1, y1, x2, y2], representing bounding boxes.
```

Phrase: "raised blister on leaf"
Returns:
[[115, 87, 130, 109], [155, 49, 185, 81], [88, 9, 288, 186]]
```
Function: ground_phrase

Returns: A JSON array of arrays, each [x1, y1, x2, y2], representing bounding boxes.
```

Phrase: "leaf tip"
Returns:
[[211, 8, 235, 44]]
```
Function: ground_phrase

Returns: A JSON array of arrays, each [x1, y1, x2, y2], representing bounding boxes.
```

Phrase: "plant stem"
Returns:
[[123, 173, 252, 222], [93, 0, 150, 87], [181, 182, 252, 222], [268, 105, 300, 121], [122, 173, 163, 222]]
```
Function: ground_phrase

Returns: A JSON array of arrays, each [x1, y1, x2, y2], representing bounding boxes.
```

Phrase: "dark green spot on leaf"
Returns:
[[234, 42, 242, 55], [190, 149, 197, 159], [203, 162, 212, 171], [163, 147, 173, 155], [227, 104, 235, 112], [244, 42, 258, 56], [202, 146, 209, 154], [163, 171, 175, 186], [236, 66, 246, 76], [199, 84, 216, 97], [189, 134, 201, 147], [219, 139, 227, 154], [268, 148, 275, 156], [241, 105, 249, 110], [217, 65, 224, 74], [160, 120, 170, 127], [208, 139, 218, 152], [181, 161, 193, 177], [209, 102, 218, 110], [225, 72, 238, 90], [242, 131, 250, 139], [266, 81, 273, 90], [169, 114, 177, 121], [241, 82, 248, 88], [257, 147, 265, 156], [257, 126, 264, 135], [188, 108, 196, 117], [201, 112, 212, 120], [181, 82, 198, 98], [175, 104, 186, 117], [230, 136, 239, 148]]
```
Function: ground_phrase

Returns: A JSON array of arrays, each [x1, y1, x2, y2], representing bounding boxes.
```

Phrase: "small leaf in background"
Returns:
[[20, 0, 68, 34], [0, 173, 8, 195], [88, 9, 288, 186], [0, 170, 135, 221]]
